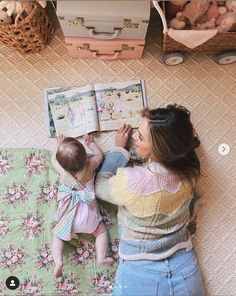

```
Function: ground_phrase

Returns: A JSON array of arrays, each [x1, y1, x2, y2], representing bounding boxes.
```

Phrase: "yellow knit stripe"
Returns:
[[123, 198, 191, 230], [110, 169, 192, 215]]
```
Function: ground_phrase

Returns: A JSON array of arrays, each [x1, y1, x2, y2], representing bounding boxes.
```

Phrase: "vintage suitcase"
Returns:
[[57, 1, 150, 40], [65, 37, 145, 59]]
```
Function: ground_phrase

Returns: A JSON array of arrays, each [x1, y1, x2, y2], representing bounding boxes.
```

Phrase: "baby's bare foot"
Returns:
[[54, 261, 63, 278], [98, 257, 114, 266]]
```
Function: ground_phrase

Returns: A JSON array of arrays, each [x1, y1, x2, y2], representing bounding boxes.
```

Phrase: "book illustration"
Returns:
[[96, 93, 106, 122], [114, 92, 123, 117], [94, 80, 146, 131], [47, 85, 99, 137], [106, 102, 114, 120], [44, 80, 147, 138], [66, 103, 76, 127], [44, 87, 93, 138], [44, 87, 72, 138]]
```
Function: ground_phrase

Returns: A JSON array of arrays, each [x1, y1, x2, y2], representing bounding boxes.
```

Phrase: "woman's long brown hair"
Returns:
[[141, 104, 201, 190]]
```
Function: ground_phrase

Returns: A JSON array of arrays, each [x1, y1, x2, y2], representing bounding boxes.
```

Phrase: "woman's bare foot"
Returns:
[[54, 261, 63, 278], [98, 257, 114, 266]]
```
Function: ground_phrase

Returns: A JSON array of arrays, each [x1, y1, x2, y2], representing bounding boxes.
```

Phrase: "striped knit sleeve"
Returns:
[[96, 167, 131, 206], [98, 146, 130, 175], [95, 147, 130, 205], [109, 168, 132, 206]]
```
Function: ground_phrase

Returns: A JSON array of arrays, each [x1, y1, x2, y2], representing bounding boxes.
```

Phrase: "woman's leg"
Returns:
[[112, 249, 205, 296], [113, 259, 160, 296], [168, 249, 205, 296], [51, 235, 64, 278]]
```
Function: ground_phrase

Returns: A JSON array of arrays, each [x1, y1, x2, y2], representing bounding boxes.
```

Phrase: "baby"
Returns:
[[51, 134, 114, 278]]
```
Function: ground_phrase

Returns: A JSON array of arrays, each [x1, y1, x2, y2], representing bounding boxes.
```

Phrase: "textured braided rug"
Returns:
[[0, 6, 236, 296]]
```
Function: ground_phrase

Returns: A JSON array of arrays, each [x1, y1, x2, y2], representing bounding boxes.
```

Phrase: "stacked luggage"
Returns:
[[56, 1, 150, 60]]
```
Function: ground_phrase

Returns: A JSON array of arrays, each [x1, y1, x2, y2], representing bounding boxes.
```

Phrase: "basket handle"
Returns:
[[92, 51, 121, 60], [152, 1, 168, 33], [87, 27, 122, 39]]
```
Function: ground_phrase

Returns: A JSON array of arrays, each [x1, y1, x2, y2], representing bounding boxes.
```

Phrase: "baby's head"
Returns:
[[56, 137, 87, 173]]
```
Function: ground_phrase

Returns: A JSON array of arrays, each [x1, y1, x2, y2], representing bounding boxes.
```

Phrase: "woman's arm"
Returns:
[[95, 124, 132, 204], [95, 148, 130, 205]]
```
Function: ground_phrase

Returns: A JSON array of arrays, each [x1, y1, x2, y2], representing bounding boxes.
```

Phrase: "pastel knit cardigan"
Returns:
[[95, 147, 197, 261]]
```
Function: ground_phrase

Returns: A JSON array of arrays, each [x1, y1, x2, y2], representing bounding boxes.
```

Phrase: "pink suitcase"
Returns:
[[65, 37, 145, 59]]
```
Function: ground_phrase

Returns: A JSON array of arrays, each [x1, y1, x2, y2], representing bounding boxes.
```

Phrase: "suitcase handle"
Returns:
[[92, 51, 121, 60], [87, 27, 122, 39]]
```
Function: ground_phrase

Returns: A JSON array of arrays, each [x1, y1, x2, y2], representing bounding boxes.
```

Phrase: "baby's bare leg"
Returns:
[[51, 235, 64, 278], [93, 221, 114, 266]]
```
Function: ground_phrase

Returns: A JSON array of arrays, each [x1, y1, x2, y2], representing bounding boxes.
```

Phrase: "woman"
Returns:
[[95, 104, 205, 296]]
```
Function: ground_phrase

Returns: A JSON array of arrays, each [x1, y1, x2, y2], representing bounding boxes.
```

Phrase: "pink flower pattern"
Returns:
[[110, 238, 119, 262], [19, 212, 45, 239], [18, 277, 43, 295], [56, 273, 80, 295], [0, 148, 120, 295], [0, 213, 10, 237], [24, 152, 47, 176], [37, 181, 58, 205], [0, 151, 13, 176], [0, 244, 25, 272], [0, 280, 6, 295], [99, 204, 113, 229], [92, 271, 115, 294], [4, 182, 29, 207], [35, 243, 53, 271], [71, 240, 95, 268]]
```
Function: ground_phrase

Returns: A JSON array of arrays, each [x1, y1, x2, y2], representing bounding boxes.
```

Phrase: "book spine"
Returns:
[[141, 80, 148, 108]]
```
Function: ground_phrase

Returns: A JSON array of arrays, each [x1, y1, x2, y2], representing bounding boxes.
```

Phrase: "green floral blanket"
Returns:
[[0, 149, 119, 296]]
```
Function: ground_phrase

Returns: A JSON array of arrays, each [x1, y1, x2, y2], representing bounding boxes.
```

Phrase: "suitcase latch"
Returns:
[[69, 17, 85, 27], [122, 44, 135, 51], [76, 43, 90, 50], [123, 19, 139, 29]]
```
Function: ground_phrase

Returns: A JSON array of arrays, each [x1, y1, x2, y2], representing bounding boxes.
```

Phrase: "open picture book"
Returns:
[[44, 80, 147, 138]]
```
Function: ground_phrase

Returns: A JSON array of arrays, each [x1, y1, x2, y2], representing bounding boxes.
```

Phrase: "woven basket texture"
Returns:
[[163, 3, 236, 54], [163, 30, 236, 54], [0, 2, 54, 54]]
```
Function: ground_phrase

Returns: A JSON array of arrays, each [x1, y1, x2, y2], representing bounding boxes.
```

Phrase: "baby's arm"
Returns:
[[51, 134, 65, 175], [83, 134, 103, 171]]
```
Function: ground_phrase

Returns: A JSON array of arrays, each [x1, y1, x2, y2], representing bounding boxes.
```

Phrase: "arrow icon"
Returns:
[[218, 143, 230, 156]]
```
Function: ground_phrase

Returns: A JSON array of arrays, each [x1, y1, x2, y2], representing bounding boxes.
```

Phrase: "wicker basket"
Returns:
[[163, 31, 236, 54], [159, 1, 236, 55], [0, 2, 54, 54]]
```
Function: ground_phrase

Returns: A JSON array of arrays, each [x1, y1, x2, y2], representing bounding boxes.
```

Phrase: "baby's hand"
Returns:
[[83, 134, 94, 144], [57, 134, 65, 144]]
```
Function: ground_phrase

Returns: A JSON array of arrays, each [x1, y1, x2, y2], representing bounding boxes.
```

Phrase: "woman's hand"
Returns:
[[115, 124, 132, 148]]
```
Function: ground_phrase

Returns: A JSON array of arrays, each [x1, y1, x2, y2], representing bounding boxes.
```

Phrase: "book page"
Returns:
[[94, 80, 147, 131], [44, 87, 72, 138], [48, 85, 99, 137]]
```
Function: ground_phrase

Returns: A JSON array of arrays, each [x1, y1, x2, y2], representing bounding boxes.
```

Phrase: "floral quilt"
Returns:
[[0, 149, 119, 296]]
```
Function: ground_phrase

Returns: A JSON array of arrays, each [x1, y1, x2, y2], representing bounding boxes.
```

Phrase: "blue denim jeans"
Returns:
[[113, 249, 205, 296]]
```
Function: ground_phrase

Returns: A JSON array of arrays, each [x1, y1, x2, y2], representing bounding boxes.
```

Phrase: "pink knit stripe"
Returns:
[[126, 167, 182, 195]]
